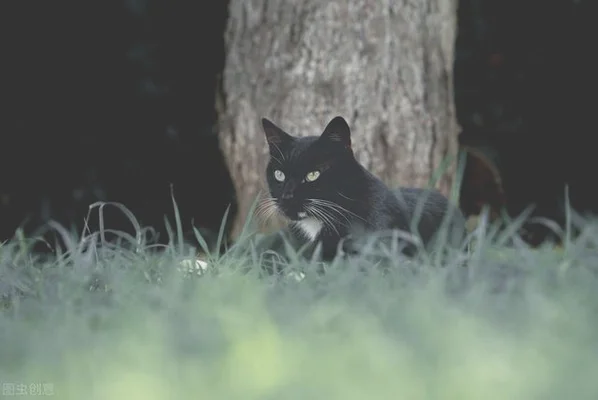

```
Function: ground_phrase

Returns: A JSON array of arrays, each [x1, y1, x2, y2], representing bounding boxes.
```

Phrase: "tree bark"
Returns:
[[218, 0, 460, 239]]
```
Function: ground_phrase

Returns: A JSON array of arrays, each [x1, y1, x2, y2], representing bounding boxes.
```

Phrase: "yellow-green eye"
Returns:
[[274, 169, 285, 182], [305, 170, 320, 182]]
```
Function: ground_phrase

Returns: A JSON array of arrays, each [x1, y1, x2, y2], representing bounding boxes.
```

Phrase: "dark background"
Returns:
[[1, 0, 596, 247], [456, 0, 597, 243]]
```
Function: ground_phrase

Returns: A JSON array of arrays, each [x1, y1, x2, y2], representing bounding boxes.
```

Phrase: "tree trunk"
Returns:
[[218, 0, 460, 239]]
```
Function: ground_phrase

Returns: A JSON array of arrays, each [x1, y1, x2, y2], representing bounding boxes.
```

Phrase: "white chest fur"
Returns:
[[294, 217, 323, 242]]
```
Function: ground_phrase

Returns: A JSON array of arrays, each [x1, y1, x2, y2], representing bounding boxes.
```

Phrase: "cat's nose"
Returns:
[[281, 181, 296, 200]]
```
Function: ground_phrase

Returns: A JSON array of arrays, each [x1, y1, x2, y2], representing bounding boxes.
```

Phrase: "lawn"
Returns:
[[1, 203, 598, 399]]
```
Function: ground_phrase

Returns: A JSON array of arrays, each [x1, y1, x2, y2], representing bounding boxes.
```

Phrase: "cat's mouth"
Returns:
[[279, 202, 310, 221], [286, 210, 309, 221]]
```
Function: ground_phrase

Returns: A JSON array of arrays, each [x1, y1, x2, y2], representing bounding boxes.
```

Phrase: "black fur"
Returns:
[[261, 115, 466, 261]]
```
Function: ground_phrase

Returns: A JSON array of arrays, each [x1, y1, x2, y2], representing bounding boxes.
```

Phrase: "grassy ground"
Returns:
[[2, 205, 598, 399]]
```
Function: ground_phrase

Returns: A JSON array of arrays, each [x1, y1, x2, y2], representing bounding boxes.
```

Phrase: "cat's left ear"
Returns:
[[261, 117, 294, 147], [320, 116, 352, 148]]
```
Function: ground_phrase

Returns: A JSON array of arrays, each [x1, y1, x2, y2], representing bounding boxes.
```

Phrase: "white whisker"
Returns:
[[308, 198, 366, 224], [307, 200, 345, 229], [309, 200, 352, 226], [306, 204, 340, 236], [270, 142, 286, 162], [337, 191, 356, 201], [256, 196, 280, 225]]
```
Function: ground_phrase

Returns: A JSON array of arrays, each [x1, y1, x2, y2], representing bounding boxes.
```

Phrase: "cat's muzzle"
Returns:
[[280, 202, 308, 221]]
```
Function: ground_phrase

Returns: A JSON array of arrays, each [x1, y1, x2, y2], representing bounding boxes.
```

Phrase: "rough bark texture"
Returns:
[[218, 0, 460, 238]]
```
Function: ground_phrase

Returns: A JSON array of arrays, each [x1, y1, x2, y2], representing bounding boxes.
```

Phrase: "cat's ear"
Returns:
[[261, 117, 293, 147], [320, 116, 352, 148]]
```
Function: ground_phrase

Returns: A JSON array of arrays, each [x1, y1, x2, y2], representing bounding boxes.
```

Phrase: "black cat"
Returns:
[[260, 115, 466, 261]]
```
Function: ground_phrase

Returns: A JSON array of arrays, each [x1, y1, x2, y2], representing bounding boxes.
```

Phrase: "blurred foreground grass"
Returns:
[[2, 206, 598, 399]]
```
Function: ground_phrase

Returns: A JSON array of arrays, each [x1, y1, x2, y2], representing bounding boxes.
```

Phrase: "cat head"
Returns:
[[261, 115, 358, 222]]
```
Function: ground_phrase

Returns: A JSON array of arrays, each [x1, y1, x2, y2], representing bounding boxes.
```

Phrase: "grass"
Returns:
[[2, 202, 598, 399]]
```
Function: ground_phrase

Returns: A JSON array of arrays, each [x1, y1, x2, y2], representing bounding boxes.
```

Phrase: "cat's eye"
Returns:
[[305, 170, 320, 182], [273, 169, 285, 182]]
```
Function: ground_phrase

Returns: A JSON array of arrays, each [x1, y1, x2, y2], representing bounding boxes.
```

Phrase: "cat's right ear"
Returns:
[[320, 116, 352, 149], [261, 118, 293, 147]]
